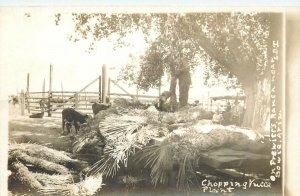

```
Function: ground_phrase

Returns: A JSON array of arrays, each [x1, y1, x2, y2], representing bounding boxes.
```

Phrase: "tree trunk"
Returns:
[[242, 13, 282, 134], [178, 70, 191, 108], [242, 77, 271, 134], [169, 74, 178, 112]]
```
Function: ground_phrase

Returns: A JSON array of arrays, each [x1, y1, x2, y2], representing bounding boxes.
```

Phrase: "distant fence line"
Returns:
[[21, 89, 159, 117], [21, 90, 244, 116], [20, 64, 160, 117]]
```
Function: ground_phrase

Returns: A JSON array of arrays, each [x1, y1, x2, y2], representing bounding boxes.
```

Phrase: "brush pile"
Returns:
[[73, 104, 269, 189], [8, 143, 102, 195]]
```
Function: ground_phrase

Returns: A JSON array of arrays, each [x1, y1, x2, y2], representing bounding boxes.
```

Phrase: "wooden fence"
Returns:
[[23, 90, 158, 118], [21, 64, 160, 118], [23, 91, 99, 117]]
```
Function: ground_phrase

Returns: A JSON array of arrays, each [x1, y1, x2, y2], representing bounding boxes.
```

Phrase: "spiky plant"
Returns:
[[85, 110, 169, 178], [135, 141, 173, 186], [135, 134, 200, 189]]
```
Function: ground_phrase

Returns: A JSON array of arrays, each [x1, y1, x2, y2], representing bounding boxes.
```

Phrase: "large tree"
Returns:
[[63, 12, 279, 134]]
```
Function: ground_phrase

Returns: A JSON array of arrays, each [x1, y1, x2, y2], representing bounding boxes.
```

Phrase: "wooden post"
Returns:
[[102, 64, 107, 103], [99, 75, 102, 102], [48, 64, 53, 117], [26, 73, 30, 113], [20, 90, 25, 115], [75, 93, 79, 109]]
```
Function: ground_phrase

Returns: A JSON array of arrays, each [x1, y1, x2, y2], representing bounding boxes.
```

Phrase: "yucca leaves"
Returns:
[[86, 110, 168, 178], [79, 107, 263, 189]]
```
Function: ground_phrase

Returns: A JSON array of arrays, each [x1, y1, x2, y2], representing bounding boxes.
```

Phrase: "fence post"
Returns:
[[26, 73, 30, 113], [102, 64, 107, 103], [20, 90, 25, 115], [48, 64, 53, 117], [75, 93, 79, 109], [99, 75, 102, 102], [47, 93, 52, 117]]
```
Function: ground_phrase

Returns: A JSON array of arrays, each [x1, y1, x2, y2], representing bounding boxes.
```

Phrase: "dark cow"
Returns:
[[92, 103, 110, 115], [62, 108, 91, 134]]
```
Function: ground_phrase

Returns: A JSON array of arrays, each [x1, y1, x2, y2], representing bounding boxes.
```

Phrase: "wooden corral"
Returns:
[[21, 64, 159, 117]]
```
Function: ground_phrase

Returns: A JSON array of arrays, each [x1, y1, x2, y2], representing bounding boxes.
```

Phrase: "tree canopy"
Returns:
[[61, 12, 273, 129], [67, 12, 270, 88]]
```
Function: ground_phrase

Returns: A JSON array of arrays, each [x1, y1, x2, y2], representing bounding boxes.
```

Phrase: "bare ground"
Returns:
[[9, 105, 73, 153]]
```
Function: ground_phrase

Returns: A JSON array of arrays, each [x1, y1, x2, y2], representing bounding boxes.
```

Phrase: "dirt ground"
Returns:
[[8, 105, 74, 153]]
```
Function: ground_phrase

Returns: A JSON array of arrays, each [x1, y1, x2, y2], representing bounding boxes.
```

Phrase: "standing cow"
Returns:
[[92, 102, 110, 116], [62, 108, 91, 134]]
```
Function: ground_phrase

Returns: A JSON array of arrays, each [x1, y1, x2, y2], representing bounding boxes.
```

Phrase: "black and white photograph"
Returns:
[[0, 5, 299, 196]]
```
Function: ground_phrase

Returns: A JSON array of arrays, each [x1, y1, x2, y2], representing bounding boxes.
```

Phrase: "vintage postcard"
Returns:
[[0, 5, 299, 196]]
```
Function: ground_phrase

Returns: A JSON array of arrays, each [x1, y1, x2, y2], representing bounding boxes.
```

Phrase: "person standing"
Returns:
[[230, 100, 244, 126]]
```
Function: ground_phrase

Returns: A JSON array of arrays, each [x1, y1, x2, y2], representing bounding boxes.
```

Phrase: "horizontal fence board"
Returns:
[[76, 96, 100, 99], [27, 105, 41, 108], [27, 101, 40, 105], [109, 93, 158, 99], [52, 91, 99, 94], [51, 95, 74, 98], [51, 91, 77, 94], [51, 103, 75, 106], [27, 92, 48, 94]]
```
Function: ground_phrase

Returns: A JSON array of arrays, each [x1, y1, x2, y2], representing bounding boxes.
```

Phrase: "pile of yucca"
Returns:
[[73, 105, 266, 189], [8, 143, 103, 195]]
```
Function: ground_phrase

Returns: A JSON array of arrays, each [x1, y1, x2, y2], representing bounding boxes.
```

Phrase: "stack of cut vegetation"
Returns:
[[86, 109, 170, 178], [8, 143, 102, 195], [74, 106, 162, 158], [72, 105, 267, 189]]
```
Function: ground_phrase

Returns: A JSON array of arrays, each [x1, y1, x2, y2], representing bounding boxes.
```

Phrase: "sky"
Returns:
[[0, 7, 239, 102], [0, 8, 144, 95]]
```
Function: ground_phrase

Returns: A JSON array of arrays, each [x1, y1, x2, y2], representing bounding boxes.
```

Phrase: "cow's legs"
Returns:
[[74, 121, 81, 134], [65, 120, 72, 133]]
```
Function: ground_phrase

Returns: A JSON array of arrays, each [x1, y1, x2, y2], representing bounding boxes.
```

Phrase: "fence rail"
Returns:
[[23, 90, 159, 117], [21, 64, 161, 117]]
